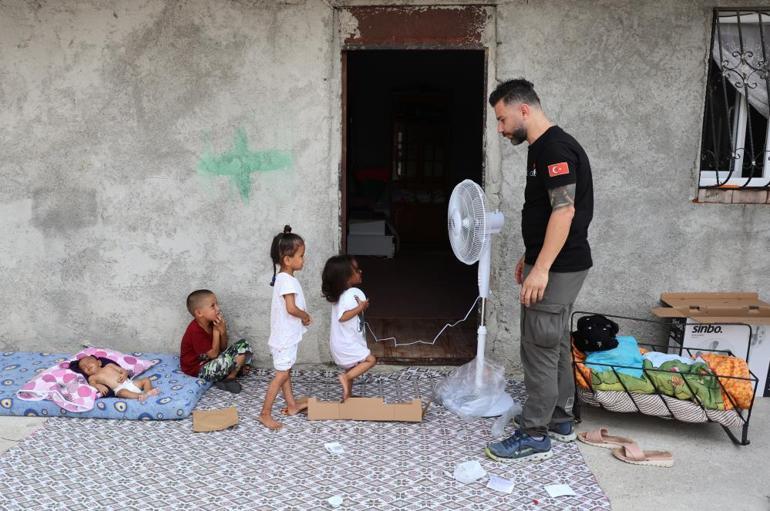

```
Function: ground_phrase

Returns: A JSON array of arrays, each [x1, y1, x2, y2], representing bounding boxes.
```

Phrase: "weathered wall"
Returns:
[[0, 0, 338, 366], [487, 0, 770, 373], [1, 0, 768, 372]]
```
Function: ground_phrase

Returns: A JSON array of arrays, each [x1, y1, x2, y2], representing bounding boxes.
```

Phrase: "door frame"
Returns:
[[334, 5, 499, 253]]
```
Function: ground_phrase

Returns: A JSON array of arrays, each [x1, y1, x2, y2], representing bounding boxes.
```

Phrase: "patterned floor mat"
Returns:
[[0, 368, 610, 510]]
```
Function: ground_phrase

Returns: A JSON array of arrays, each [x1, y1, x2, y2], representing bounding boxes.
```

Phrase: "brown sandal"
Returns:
[[611, 443, 673, 468], [577, 428, 635, 449]]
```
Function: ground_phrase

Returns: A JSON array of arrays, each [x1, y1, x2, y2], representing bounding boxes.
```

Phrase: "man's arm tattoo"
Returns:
[[548, 183, 576, 210]]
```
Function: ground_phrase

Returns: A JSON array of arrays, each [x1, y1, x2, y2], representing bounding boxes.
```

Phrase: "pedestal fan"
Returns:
[[435, 179, 515, 417]]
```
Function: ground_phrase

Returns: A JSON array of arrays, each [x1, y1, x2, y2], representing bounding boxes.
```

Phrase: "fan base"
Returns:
[[448, 391, 515, 418]]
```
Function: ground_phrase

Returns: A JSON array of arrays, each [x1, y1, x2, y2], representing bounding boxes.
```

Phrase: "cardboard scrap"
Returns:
[[192, 407, 238, 432], [307, 397, 428, 422]]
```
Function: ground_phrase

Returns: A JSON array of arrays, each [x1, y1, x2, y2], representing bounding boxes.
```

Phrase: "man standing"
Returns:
[[485, 79, 593, 462]]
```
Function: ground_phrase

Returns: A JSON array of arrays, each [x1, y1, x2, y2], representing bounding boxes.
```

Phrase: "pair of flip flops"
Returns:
[[577, 427, 673, 468]]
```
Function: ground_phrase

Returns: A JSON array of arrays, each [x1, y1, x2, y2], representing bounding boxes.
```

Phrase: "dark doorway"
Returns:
[[344, 50, 485, 364]]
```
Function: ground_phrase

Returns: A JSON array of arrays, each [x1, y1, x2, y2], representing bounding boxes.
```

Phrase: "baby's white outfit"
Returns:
[[114, 379, 142, 394]]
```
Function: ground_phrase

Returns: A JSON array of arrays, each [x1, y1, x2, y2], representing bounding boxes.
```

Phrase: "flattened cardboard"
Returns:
[[307, 397, 427, 422], [192, 407, 239, 432], [653, 292, 770, 325]]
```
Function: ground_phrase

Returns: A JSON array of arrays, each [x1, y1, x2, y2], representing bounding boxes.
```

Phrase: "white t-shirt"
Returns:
[[268, 272, 307, 350], [330, 287, 371, 367]]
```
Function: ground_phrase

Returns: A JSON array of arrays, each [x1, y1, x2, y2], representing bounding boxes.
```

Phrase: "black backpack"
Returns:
[[572, 314, 619, 353]]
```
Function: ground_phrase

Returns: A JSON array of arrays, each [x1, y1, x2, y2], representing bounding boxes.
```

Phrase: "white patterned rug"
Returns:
[[0, 368, 610, 510]]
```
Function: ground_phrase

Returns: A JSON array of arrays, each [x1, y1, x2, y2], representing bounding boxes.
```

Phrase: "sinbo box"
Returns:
[[652, 292, 770, 397]]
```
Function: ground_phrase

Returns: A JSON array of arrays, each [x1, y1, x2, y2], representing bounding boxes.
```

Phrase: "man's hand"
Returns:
[[302, 313, 312, 326], [521, 265, 549, 306], [515, 256, 525, 285]]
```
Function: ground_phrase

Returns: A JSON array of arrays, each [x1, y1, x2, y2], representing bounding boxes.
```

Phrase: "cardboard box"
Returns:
[[346, 233, 395, 257], [652, 292, 770, 397], [307, 397, 428, 422]]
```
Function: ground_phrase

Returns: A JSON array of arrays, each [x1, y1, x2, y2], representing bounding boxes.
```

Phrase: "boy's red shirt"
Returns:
[[180, 320, 213, 377]]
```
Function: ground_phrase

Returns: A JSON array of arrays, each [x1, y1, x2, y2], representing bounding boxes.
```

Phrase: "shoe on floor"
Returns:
[[485, 430, 553, 463], [512, 415, 577, 443], [547, 421, 577, 442], [214, 380, 241, 394]]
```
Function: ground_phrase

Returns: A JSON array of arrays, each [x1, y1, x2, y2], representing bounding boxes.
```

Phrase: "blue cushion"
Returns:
[[0, 352, 211, 420]]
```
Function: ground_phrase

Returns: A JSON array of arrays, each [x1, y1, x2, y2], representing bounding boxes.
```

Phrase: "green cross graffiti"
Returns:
[[198, 128, 292, 201]]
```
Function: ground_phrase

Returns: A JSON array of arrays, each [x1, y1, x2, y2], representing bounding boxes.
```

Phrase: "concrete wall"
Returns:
[[0, 0, 338, 366], [1, 0, 768, 372], [487, 0, 770, 373]]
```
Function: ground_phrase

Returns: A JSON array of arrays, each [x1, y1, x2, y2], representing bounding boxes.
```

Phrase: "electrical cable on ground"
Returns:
[[364, 296, 481, 347]]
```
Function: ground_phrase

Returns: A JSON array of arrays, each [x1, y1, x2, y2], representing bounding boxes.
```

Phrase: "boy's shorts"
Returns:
[[270, 344, 298, 371], [198, 338, 252, 382]]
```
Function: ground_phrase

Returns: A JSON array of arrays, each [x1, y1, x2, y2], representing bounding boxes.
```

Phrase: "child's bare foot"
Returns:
[[259, 414, 283, 430], [147, 388, 159, 396], [338, 374, 351, 402], [281, 396, 308, 416]]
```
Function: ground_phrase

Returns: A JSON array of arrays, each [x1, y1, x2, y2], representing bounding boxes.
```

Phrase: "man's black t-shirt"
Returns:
[[522, 126, 593, 272]]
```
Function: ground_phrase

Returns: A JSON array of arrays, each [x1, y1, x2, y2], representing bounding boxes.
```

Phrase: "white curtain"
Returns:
[[712, 21, 770, 119]]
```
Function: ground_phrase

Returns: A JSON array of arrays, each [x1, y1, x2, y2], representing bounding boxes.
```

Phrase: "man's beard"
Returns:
[[509, 126, 527, 146]]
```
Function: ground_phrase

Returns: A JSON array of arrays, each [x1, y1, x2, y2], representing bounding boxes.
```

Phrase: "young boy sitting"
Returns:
[[71, 355, 158, 401], [180, 289, 253, 393]]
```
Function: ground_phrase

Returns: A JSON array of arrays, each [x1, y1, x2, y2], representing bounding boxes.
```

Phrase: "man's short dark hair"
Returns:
[[488, 78, 541, 108], [186, 289, 214, 316]]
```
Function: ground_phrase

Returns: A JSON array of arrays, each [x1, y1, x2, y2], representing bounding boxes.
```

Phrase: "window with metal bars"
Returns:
[[699, 9, 770, 188]]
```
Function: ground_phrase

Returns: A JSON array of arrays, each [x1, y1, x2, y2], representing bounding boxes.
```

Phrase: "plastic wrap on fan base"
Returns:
[[436, 358, 518, 418]]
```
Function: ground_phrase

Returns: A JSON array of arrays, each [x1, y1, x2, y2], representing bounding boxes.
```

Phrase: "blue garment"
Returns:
[[585, 336, 644, 378]]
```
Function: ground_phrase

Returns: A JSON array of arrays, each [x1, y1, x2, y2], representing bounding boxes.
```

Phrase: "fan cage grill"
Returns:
[[447, 180, 488, 264]]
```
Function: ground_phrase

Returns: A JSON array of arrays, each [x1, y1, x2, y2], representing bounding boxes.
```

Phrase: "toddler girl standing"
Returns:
[[259, 225, 311, 430], [321, 255, 377, 401]]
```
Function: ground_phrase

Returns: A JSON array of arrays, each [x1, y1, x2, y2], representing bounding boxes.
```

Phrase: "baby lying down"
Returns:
[[70, 355, 158, 401]]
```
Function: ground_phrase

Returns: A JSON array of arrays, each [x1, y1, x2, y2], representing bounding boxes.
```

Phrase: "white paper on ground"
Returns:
[[544, 484, 576, 498], [486, 474, 515, 494], [452, 460, 487, 484], [327, 495, 344, 508], [324, 442, 345, 455]]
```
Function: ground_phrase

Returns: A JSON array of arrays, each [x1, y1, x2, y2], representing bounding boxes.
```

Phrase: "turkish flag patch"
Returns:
[[547, 162, 570, 177]]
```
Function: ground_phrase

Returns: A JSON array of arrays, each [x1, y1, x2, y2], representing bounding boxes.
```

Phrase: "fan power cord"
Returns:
[[364, 296, 481, 347]]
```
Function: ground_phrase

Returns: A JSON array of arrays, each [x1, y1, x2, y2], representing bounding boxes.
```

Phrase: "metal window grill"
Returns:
[[700, 8, 770, 189]]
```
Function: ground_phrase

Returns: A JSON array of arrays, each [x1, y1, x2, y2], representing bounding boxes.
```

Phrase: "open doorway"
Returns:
[[344, 50, 485, 364]]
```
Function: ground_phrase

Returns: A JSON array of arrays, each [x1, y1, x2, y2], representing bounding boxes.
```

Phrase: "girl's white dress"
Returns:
[[330, 287, 371, 368]]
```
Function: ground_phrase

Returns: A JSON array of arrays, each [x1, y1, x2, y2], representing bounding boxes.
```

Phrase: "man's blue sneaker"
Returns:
[[512, 415, 577, 443], [485, 430, 553, 463], [546, 420, 577, 442]]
